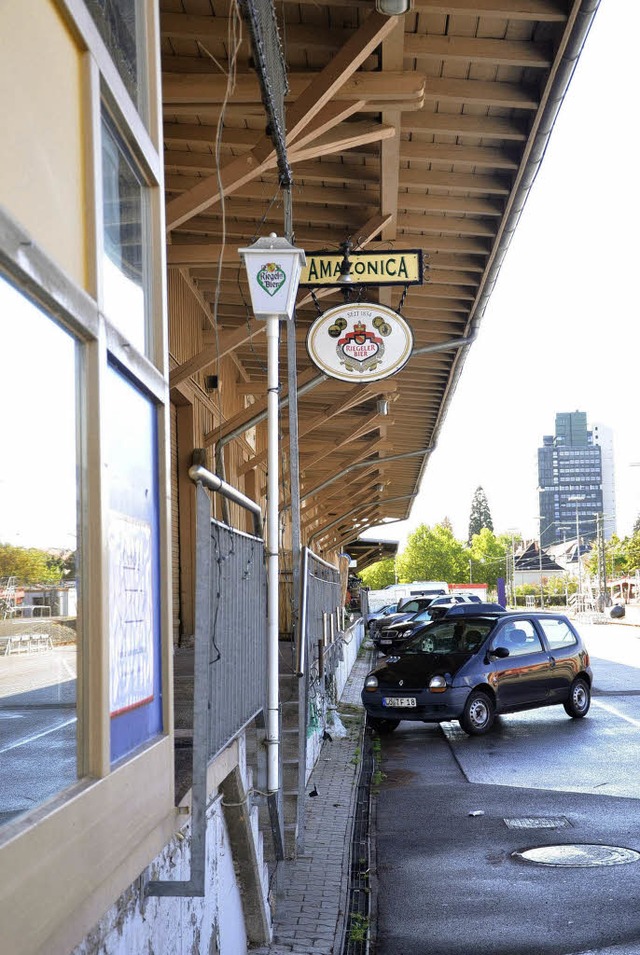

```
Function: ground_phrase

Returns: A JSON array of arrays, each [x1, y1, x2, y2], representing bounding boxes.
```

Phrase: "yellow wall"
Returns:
[[0, 0, 86, 288]]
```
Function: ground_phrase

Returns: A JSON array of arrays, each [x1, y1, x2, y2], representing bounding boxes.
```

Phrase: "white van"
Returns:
[[365, 581, 449, 613]]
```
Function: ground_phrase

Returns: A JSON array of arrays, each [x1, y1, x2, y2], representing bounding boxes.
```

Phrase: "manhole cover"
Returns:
[[513, 844, 640, 867], [504, 817, 570, 830]]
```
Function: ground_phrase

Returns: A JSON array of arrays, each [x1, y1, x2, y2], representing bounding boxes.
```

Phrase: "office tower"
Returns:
[[538, 411, 609, 548], [592, 422, 617, 540]]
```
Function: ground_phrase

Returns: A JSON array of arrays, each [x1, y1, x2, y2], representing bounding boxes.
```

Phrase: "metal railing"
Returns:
[[297, 548, 342, 678], [149, 472, 267, 897]]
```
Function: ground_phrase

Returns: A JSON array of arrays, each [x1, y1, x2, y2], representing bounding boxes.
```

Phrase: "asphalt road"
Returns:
[[0, 647, 77, 824], [372, 621, 640, 955]]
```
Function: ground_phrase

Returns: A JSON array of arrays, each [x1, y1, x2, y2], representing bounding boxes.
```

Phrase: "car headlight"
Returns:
[[364, 675, 379, 691], [428, 675, 447, 693]]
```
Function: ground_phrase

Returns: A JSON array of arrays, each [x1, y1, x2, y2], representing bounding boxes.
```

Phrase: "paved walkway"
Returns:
[[253, 643, 372, 955]]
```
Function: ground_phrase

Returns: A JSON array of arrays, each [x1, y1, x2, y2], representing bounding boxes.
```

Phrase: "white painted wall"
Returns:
[[305, 618, 364, 780], [72, 737, 268, 955]]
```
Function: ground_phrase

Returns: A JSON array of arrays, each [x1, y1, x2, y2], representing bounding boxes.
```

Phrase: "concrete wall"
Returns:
[[305, 618, 364, 779], [71, 735, 269, 955]]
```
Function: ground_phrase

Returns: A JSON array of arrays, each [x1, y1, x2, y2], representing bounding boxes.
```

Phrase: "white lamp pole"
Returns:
[[567, 496, 585, 611], [239, 234, 306, 796]]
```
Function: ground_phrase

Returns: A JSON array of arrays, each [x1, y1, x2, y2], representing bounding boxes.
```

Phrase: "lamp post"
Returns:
[[239, 234, 306, 798], [567, 496, 585, 611]]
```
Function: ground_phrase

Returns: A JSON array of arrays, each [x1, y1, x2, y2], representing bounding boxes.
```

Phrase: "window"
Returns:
[[0, 275, 80, 826], [101, 112, 149, 355], [105, 366, 162, 764], [493, 620, 543, 656], [538, 618, 577, 650], [85, 0, 147, 120]]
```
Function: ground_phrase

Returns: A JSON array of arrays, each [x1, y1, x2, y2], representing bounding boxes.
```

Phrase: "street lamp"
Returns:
[[567, 496, 585, 611], [239, 234, 306, 797]]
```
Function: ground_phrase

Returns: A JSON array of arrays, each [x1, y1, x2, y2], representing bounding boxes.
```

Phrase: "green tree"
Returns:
[[0, 543, 64, 585], [633, 514, 640, 537], [468, 486, 494, 543], [396, 523, 469, 584], [625, 532, 640, 573], [586, 533, 627, 580], [468, 528, 508, 589], [359, 558, 396, 590]]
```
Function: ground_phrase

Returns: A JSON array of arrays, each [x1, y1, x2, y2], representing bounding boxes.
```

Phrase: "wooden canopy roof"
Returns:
[[162, 0, 598, 565]]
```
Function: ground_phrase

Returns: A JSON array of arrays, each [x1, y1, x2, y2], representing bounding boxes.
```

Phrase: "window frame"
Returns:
[[0, 0, 175, 950]]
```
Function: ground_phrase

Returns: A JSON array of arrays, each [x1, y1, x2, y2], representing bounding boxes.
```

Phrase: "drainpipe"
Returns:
[[214, 373, 327, 485]]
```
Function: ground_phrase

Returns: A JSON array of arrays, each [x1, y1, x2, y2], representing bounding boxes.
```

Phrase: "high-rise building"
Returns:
[[537, 411, 614, 548], [592, 422, 617, 540]]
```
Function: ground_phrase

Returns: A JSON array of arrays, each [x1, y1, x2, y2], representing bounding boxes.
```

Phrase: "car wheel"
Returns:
[[563, 677, 591, 718], [459, 690, 495, 736], [367, 716, 400, 734]]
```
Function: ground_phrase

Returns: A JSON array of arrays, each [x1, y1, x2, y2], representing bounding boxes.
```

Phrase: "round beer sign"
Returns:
[[306, 303, 414, 383]]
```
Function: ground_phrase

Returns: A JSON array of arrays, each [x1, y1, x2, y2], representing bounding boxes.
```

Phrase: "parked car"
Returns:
[[362, 610, 592, 736], [373, 606, 434, 652], [365, 602, 398, 631], [368, 596, 437, 641], [373, 601, 506, 653]]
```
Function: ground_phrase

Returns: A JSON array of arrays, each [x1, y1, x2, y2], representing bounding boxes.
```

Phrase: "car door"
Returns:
[[487, 618, 554, 709], [534, 616, 582, 701]]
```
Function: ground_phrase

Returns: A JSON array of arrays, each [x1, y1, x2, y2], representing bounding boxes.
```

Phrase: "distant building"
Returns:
[[538, 411, 615, 548], [592, 422, 617, 540]]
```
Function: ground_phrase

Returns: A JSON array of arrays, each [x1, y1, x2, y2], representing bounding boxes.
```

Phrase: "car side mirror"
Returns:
[[489, 646, 510, 659]]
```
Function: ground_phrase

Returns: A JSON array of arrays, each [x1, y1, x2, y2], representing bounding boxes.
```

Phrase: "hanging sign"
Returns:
[[299, 249, 423, 287], [306, 302, 414, 383]]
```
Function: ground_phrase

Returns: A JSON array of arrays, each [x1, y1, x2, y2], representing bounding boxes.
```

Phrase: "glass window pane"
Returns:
[[85, 0, 146, 119], [105, 365, 162, 764], [101, 113, 148, 355], [0, 276, 79, 826]]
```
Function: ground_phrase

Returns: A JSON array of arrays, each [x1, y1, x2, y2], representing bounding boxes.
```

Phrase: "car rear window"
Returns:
[[537, 618, 578, 649]]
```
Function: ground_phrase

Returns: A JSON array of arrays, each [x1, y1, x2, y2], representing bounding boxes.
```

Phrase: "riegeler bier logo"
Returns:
[[257, 261, 286, 297]]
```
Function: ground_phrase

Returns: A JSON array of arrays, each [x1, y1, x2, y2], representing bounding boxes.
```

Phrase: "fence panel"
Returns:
[[196, 490, 267, 762]]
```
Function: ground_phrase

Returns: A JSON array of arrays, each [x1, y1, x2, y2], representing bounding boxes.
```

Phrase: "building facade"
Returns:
[[538, 411, 613, 549]]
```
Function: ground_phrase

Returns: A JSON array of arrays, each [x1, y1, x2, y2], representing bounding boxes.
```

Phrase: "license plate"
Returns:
[[382, 697, 416, 708], [380, 639, 392, 645]]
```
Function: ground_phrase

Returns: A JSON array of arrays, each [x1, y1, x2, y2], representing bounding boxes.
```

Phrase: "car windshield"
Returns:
[[402, 619, 495, 654], [411, 608, 432, 622]]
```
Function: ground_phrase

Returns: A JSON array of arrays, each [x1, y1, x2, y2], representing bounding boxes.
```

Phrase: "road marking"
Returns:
[[0, 717, 76, 754], [592, 698, 640, 728], [62, 659, 76, 680]]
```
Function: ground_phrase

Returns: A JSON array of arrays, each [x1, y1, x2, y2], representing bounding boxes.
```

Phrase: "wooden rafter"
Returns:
[[165, 11, 398, 231]]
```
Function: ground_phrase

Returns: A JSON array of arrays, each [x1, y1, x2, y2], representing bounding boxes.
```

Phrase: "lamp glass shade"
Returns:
[[239, 235, 306, 320]]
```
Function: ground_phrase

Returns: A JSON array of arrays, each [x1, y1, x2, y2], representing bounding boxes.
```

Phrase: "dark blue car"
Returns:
[[362, 610, 592, 736]]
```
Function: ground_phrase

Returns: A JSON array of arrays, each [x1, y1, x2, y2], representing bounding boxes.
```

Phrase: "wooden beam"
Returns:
[[203, 367, 322, 447], [289, 121, 396, 164], [401, 112, 529, 141], [161, 14, 352, 53], [410, 0, 568, 20], [397, 194, 503, 217], [399, 141, 519, 170], [422, 77, 539, 110], [301, 414, 385, 473], [398, 213, 496, 239], [404, 35, 552, 68], [161, 71, 424, 107], [169, 320, 263, 389], [164, 11, 398, 231]]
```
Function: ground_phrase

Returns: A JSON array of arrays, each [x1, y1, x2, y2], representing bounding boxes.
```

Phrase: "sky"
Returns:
[[364, 0, 640, 550]]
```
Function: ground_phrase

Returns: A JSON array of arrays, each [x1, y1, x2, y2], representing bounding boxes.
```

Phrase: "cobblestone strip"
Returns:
[[253, 646, 372, 955]]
